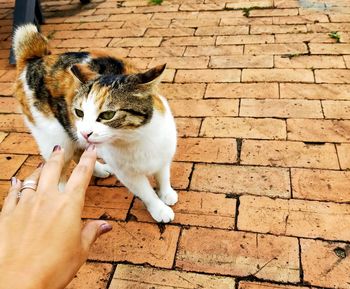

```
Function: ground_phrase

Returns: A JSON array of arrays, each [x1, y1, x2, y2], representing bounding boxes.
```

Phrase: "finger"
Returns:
[[1, 178, 21, 216], [81, 221, 112, 254], [65, 145, 96, 204], [18, 165, 43, 203], [37, 145, 65, 193]]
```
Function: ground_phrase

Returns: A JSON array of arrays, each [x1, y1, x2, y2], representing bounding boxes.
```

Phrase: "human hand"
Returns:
[[0, 145, 112, 289]]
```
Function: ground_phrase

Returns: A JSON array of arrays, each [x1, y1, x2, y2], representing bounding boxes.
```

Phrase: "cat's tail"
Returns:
[[13, 23, 49, 65]]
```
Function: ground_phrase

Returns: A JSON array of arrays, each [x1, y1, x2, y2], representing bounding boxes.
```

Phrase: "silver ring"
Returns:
[[20, 180, 38, 192]]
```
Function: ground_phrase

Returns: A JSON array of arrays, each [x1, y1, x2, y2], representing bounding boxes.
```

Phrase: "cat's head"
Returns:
[[70, 63, 166, 146]]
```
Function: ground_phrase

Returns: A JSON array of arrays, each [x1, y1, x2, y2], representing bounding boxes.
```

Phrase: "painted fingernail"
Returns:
[[53, 145, 61, 152], [11, 177, 17, 186], [86, 144, 95, 151], [99, 223, 112, 234], [37, 162, 44, 168]]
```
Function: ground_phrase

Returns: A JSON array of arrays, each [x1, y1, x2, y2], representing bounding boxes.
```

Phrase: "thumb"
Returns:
[[81, 221, 112, 252]]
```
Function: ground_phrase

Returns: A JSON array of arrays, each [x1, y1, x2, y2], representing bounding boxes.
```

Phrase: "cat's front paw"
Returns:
[[148, 201, 175, 223], [159, 187, 178, 206], [93, 162, 114, 178]]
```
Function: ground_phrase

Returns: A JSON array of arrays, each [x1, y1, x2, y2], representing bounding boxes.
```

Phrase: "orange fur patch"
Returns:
[[152, 94, 165, 114]]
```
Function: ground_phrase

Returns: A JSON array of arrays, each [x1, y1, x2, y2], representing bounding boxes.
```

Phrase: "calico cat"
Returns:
[[13, 24, 177, 223]]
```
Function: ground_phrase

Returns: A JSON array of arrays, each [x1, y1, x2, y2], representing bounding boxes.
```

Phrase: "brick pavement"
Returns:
[[1, 0, 350, 288]]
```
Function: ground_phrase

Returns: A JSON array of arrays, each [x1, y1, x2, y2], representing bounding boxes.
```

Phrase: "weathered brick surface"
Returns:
[[242, 69, 314, 83], [110, 264, 235, 289], [336, 143, 350, 169], [89, 222, 180, 268], [292, 168, 350, 202], [238, 195, 350, 241], [241, 140, 339, 169], [191, 164, 291, 198], [176, 227, 299, 282], [301, 239, 350, 289], [239, 282, 309, 289]]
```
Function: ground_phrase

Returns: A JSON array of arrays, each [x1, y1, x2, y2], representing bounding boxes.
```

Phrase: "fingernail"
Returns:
[[86, 144, 95, 151], [53, 145, 61, 152], [11, 177, 17, 186], [99, 223, 112, 234], [37, 162, 44, 168]]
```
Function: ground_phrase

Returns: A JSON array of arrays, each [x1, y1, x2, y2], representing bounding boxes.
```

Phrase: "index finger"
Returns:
[[65, 145, 97, 205]]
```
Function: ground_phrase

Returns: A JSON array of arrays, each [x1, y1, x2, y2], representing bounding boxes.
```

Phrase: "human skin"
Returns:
[[0, 145, 112, 289]]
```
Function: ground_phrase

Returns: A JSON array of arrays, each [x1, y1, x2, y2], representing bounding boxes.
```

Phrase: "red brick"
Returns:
[[152, 11, 200, 20], [96, 28, 146, 38], [41, 23, 79, 32], [0, 69, 15, 81], [345, 55, 350, 68], [175, 69, 241, 83], [245, 43, 307, 55], [175, 118, 201, 137], [53, 30, 97, 39], [0, 133, 39, 155], [170, 18, 220, 28], [242, 69, 314, 83], [322, 100, 350, 119], [145, 28, 194, 37], [250, 8, 298, 17], [315, 69, 350, 84], [82, 186, 133, 221], [149, 56, 209, 69], [190, 164, 291, 198], [309, 43, 350, 54], [292, 168, 350, 202], [307, 23, 350, 33], [280, 83, 350, 100], [0, 97, 21, 113], [161, 36, 215, 46], [0, 132, 7, 143], [240, 99, 323, 118], [129, 47, 185, 57], [170, 99, 239, 117], [131, 191, 236, 229], [110, 264, 235, 289], [64, 15, 108, 23], [159, 83, 205, 99], [241, 140, 339, 169], [220, 17, 273, 26], [175, 137, 237, 163], [272, 14, 329, 24], [89, 221, 180, 268], [239, 195, 350, 240], [184, 45, 243, 56], [200, 117, 286, 139], [0, 114, 28, 132], [93, 7, 135, 15], [66, 263, 113, 289], [15, 155, 42, 180], [287, 119, 350, 142], [109, 37, 162, 47], [205, 83, 279, 99], [76, 21, 124, 30], [0, 83, 14, 96], [226, 0, 273, 9], [135, 4, 180, 13], [275, 55, 346, 68], [251, 24, 307, 34], [0, 180, 10, 208], [176, 227, 299, 282], [179, 3, 225, 11], [210, 55, 273, 68], [301, 239, 350, 289], [108, 13, 152, 22], [336, 143, 350, 170], [275, 33, 334, 43], [216, 35, 274, 45], [195, 25, 249, 36], [239, 282, 308, 289], [0, 154, 27, 180], [58, 38, 111, 48]]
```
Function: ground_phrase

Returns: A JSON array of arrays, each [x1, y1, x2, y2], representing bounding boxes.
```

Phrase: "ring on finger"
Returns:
[[18, 180, 38, 199]]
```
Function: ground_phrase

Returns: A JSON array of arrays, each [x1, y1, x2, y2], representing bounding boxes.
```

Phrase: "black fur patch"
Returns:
[[89, 57, 124, 75], [52, 52, 89, 71]]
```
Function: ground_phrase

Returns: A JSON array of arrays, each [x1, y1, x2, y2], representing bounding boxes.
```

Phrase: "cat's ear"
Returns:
[[134, 64, 166, 86], [70, 64, 98, 84]]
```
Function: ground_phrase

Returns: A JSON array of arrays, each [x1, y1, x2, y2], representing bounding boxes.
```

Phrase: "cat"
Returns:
[[13, 24, 177, 223]]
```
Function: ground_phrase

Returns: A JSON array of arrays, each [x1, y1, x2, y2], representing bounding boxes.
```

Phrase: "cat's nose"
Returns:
[[81, 131, 93, 140]]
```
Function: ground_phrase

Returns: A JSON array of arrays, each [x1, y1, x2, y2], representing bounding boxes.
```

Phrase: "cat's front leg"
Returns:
[[155, 162, 178, 206], [116, 171, 175, 223]]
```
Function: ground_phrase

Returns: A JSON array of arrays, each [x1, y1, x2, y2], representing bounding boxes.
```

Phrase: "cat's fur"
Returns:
[[13, 24, 177, 223]]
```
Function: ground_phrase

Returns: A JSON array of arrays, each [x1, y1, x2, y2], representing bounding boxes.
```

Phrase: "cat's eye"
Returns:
[[98, 111, 116, 121], [75, 109, 84, 118]]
